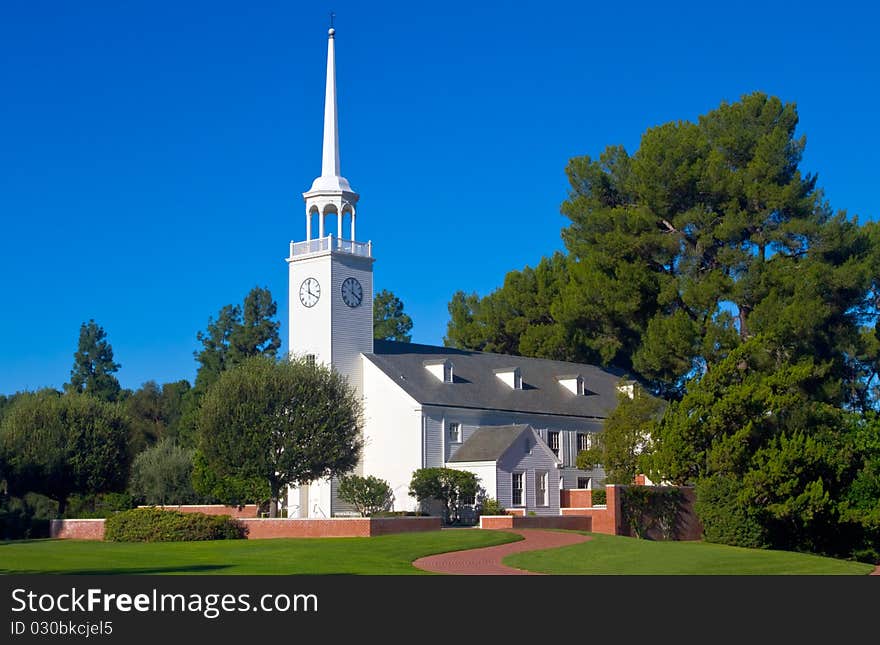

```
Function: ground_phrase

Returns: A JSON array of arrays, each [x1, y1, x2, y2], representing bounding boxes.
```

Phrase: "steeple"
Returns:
[[302, 26, 359, 241]]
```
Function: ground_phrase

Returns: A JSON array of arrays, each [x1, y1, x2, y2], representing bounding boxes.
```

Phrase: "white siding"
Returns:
[[447, 462, 497, 503], [361, 357, 423, 512], [330, 252, 374, 397]]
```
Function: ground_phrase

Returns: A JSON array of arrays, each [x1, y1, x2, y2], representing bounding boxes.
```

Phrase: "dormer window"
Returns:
[[557, 374, 584, 396], [494, 367, 522, 390], [424, 358, 454, 383]]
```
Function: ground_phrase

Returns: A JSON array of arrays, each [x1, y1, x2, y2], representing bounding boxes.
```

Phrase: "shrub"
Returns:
[[591, 489, 607, 505], [128, 439, 198, 506], [337, 475, 393, 517], [104, 507, 247, 542], [695, 475, 767, 548], [478, 497, 506, 516], [0, 493, 55, 539]]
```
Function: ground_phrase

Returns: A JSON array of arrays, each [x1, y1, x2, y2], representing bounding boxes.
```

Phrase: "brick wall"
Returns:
[[479, 515, 591, 531], [50, 519, 105, 540], [561, 485, 703, 540], [138, 504, 259, 518], [48, 516, 441, 540], [560, 489, 592, 508]]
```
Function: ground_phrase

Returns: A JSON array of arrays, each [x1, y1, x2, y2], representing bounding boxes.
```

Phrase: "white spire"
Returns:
[[306, 27, 355, 195]]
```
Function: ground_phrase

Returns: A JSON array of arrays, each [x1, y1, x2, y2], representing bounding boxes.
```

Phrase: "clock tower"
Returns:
[[287, 26, 374, 393]]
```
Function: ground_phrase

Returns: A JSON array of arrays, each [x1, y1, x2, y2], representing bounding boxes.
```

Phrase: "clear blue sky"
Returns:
[[1, 0, 877, 394]]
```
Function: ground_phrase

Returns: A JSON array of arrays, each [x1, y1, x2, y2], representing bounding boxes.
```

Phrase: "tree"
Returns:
[[646, 337, 866, 556], [124, 380, 192, 455], [0, 391, 130, 514], [444, 253, 572, 360], [128, 439, 198, 506], [194, 286, 281, 394], [408, 467, 479, 524], [337, 474, 393, 517], [576, 381, 665, 484], [195, 356, 362, 517], [373, 289, 414, 342], [66, 320, 122, 402]]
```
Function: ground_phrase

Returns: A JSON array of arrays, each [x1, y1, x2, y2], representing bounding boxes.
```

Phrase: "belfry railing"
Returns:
[[289, 234, 372, 259]]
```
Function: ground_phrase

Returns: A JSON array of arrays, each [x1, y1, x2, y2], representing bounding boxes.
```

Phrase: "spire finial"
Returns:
[[329, 11, 335, 35]]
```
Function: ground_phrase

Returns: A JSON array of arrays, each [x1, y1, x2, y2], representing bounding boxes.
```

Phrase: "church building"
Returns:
[[285, 28, 626, 519]]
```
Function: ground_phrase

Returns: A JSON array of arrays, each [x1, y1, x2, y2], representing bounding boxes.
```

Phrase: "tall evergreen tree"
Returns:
[[194, 286, 281, 393], [66, 319, 122, 402], [373, 289, 414, 342]]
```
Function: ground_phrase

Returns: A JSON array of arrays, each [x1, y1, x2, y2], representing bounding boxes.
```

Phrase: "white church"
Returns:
[[285, 28, 626, 519]]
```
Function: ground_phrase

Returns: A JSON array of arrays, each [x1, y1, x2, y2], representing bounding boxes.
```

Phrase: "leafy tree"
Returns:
[[128, 439, 198, 506], [444, 93, 877, 407], [124, 380, 192, 455], [66, 320, 122, 402], [646, 337, 868, 556], [444, 253, 571, 359], [373, 289, 414, 342], [576, 381, 665, 484], [0, 391, 130, 515], [194, 286, 281, 394], [195, 356, 362, 517], [337, 474, 393, 517], [408, 467, 479, 524]]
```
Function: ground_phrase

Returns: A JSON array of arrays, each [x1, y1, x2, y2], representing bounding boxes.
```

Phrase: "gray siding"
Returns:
[[425, 415, 444, 468], [497, 433, 560, 516]]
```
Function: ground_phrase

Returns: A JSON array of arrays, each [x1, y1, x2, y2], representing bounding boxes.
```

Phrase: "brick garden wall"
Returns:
[[49, 519, 106, 540], [479, 515, 591, 531], [48, 516, 441, 540]]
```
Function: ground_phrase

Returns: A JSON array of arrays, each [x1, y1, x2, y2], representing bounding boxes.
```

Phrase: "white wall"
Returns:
[[361, 357, 423, 512], [447, 461, 497, 502]]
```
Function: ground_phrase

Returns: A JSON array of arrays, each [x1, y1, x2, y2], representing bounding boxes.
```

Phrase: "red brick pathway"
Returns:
[[872, 565, 879, 576], [413, 529, 591, 575]]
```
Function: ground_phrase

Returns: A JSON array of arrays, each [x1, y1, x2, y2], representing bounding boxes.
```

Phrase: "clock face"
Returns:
[[341, 277, 363, 308], [299, 277, 320, 308]]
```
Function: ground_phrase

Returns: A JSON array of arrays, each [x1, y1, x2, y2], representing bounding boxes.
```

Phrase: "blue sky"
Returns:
[[1, 0, 877, 394]]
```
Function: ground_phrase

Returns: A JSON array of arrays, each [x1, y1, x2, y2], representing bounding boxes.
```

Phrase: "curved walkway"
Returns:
[[413, 529, 591, 575]]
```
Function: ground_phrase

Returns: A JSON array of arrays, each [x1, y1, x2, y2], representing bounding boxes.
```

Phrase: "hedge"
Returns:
[[104, 507, 248, 542]]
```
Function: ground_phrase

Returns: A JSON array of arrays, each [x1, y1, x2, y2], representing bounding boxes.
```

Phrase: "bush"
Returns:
[[0, 493, 55, 539], [337, 475, 393, 517], [104, 507, 248, 542], [695, 475, 767, 548], [478, 497, 506, 516], [591, 489, 607, 505]]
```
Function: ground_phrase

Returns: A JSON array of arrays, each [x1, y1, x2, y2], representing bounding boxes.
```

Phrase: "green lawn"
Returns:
[[504, 532, 875, 575], [0, 530, 520, 575]]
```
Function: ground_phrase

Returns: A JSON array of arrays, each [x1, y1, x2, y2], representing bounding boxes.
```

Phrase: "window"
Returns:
[[448, 422, 461, 443], [305, 354, 316, 367], [577, 477, 592, 490], [547, 431, 560, 458], [577, 433, 592, 452], [512, 473, 524, 506], [536, 472, 548, 506], [443, 362, 454, 383]]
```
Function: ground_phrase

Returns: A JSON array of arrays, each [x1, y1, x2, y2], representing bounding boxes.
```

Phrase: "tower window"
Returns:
[[305, 354, 316, 367]]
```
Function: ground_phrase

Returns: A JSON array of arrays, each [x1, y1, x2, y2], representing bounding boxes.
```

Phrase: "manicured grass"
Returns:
[[0, 530, 520, 575], [504, 532, 874, 575]]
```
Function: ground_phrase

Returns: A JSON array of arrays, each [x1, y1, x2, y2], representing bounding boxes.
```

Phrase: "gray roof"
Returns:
[[447, 425, 530, 462], [366, 340, 626, 419]]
